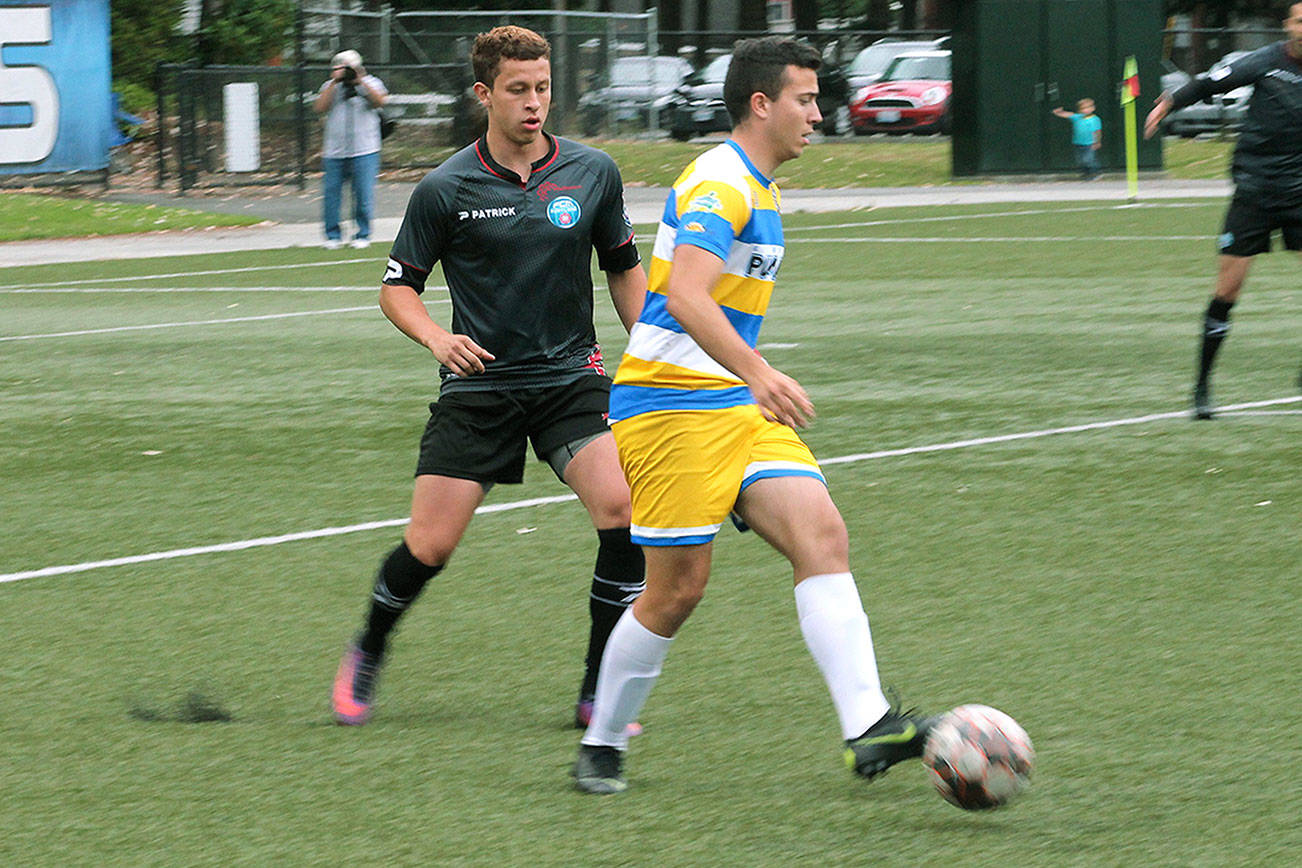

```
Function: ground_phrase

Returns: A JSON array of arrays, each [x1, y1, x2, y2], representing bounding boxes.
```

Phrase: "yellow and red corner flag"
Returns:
[[1122, 56, 1140, 104], [1121, 56, 1139, 200]]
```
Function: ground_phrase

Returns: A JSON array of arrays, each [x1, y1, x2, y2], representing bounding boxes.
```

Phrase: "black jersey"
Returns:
[[1170, 41, 1302, 205], [384, 133, 640, 392]]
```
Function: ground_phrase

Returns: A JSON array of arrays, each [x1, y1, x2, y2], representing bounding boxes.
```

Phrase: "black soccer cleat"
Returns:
[[573, 744, 628, 794], [844, 707, 939, 781], [1192, 380, 1214, 420]]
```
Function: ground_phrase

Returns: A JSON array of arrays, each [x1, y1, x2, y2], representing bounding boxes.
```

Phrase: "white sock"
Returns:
[[581, 608, 673, 751], [794, 572, 891, 740]]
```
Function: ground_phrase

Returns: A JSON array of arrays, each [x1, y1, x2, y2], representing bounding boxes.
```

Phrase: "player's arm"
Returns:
[[605, 264, 646, 334], [663, 245, 813, 429], [1147, 51, 1265, 138], [379, 282, 494, 376], [1051, 107, 1072, 118]]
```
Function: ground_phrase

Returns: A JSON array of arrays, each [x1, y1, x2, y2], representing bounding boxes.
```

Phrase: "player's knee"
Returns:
[[805, 514, 849, 569], [402, 531, 457, 568], [663, 584, 706, 621], [585, 494, 632, 527]]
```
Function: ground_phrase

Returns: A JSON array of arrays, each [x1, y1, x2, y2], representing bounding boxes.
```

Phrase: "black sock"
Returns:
[[579, 528, 645, 699], [1197, 297, 1234, 386], [356, 541, 442, 657]]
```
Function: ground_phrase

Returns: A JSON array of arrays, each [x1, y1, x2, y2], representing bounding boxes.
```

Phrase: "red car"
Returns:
[[849, 50, 952, 135]]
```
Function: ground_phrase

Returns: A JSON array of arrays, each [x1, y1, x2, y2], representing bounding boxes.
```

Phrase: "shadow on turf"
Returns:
[[128, 689, 233, 723]]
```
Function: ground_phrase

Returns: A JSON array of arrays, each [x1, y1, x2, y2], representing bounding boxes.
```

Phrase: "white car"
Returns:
[[579, 55, 693, 134], [1164, 51, 1252, 137]]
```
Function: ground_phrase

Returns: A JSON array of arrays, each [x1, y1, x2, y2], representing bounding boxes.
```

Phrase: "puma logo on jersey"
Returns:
[[459, 206, 517, 221], [384, 258, 402, 281]]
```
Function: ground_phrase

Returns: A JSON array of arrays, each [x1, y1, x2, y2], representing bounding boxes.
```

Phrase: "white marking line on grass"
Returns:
[[796, 235, 1206, 243], [819, 396, 1300, 466], [0, 495, 580, 585], [2, 395, 1297, 587], [1, 305, 381, 342], [0, 257, 380, 290], [784, 201, 1211, 233], [0, 284, 452, 295]]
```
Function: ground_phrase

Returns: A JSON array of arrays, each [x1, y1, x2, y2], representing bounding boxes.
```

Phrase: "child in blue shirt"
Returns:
[[1053, 98, 1102, 179]]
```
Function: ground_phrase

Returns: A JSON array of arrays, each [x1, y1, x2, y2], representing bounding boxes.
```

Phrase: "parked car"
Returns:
[[578, 55, 693, 135], [1163, 51, 1251, 137], [849, 50, 952, 135], [667, 51, 851, 141], [845, 38, 942, 91]]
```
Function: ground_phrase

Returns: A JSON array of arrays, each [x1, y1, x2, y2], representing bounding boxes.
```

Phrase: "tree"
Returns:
[[110, 0, 186, 95], [195, 0, 295, 66]]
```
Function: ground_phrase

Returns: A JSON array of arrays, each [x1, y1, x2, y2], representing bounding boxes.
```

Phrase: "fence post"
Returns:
[[295, 4, 307, 190], [155, 63, 167, 188]]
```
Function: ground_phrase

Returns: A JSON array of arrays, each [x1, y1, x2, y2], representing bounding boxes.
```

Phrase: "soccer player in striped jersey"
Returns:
[[574, 36, 935, 794]]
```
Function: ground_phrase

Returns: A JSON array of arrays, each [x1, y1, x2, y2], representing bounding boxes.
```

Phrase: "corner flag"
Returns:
[[1121, 56, 1139, 200], [1122, 56, 1140, 104]]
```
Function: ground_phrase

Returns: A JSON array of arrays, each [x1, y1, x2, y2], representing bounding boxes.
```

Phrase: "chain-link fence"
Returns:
[[150, 19, 1289, 190], [155, 62, 475, 190]]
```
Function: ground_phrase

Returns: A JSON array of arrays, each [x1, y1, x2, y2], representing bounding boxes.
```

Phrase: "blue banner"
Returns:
[[0, 0, 111, 174]]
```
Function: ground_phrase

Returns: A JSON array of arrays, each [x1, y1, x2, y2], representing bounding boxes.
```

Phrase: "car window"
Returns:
[[702, 54, 731, 83], [850, 42, 932, 76], [881, 54, 951, 82], [653, 58, 688, 88]]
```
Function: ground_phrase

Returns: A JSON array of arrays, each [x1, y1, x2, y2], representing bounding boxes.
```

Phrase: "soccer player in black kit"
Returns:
[[1145, 3, 1302, 419], [332, 26, 649, 731]]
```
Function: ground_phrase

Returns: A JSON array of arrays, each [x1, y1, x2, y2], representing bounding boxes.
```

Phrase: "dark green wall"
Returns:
[[952, 0, 1164, 175]]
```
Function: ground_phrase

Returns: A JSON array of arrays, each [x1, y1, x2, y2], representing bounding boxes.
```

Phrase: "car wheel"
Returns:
[[670, 128, 693, 142]]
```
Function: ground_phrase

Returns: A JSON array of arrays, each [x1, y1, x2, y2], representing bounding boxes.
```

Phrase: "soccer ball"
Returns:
[[922, 704, 1034, 810]]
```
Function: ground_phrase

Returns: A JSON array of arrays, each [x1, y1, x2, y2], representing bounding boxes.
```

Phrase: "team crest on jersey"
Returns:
[[547, 196, 582, 229], [683, 221, 706, 233], [687, 191, 724, 214]]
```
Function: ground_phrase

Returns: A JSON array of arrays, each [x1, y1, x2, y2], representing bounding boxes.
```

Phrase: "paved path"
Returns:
[[0, 178, 1231, 269]]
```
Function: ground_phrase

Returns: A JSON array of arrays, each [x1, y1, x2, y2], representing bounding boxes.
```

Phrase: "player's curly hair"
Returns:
[[723, 36, 821, 126], [472, 25, 551, 87]]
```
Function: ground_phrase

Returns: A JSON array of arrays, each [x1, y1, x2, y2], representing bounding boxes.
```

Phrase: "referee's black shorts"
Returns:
[[1218, 190, 1302, 257], [416, 376, 612, 484]]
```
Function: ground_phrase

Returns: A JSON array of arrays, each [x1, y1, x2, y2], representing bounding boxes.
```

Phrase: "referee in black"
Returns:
[[332, 26, 648, 731], [1145, 2, 1302, 419]]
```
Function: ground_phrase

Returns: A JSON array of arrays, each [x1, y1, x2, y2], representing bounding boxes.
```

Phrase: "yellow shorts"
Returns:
[[612, 405, 825, 546]]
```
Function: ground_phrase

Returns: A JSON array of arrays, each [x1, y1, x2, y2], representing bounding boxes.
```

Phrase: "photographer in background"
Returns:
[[314, 49, 388, 249]]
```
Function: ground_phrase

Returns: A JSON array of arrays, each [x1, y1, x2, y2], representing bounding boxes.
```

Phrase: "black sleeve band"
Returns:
[[596, 234, 641, 273]]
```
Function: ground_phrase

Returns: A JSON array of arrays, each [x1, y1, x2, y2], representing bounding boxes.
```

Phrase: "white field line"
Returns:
[[783, 201, 1212, 233], [795, 235, 1207, 243], [0, 258, 376, 290], [2, 394, 1297, 586], [2, 297, 452, 341], [0, 306, 377, 342], [1, 284, 451, 295]]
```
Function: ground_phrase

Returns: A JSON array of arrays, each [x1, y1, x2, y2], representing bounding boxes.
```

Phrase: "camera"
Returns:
[[342, 66, 358, 83]]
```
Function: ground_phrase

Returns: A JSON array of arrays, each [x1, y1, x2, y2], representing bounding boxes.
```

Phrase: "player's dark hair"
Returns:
[[723, 36, 821, 125], [472, 25, 550, 87]]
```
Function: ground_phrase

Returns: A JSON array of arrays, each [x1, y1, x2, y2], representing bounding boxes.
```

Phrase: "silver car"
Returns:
[[1164, 51, 1252, 137]]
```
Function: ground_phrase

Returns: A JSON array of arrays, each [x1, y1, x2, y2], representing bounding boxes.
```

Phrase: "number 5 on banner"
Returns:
[[0, 6, 58, 165]]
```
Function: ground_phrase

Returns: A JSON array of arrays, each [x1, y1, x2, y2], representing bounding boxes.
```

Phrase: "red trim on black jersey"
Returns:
[[473, 139, 511, 182], [533, 136, 560, 175], [392, 256, 429, 274]]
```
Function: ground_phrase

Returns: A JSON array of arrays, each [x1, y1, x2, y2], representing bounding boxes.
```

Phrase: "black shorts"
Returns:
[[415, 376, 612, 484], [1218, 191, 1302, 257]]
